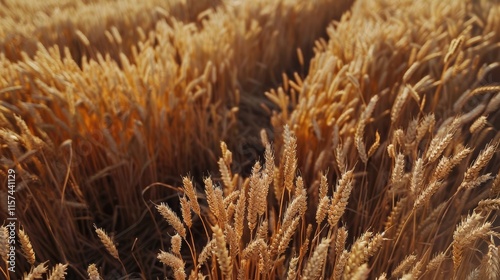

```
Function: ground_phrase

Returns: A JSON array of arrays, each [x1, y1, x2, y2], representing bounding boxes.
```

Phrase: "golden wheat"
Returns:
[[1, 0, 499, 279]]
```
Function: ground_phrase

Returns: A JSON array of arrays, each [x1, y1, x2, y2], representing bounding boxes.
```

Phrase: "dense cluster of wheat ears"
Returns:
[[1, 0, 499, 279]]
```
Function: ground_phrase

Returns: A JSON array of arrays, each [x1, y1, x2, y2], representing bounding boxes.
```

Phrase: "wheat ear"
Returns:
[[286, 255, 299, 280], [156, 203, 187, 238], [212, 225, 232, 278], [302, 238, 331, 280], [87, 264, 102, 280], [47, 263, 68, 280], [19, 228, 36, 266], [478, 244, 500, 280], [182, 177, 201, 215], [328, 170, 354, 226], [94, 225, 119, 260], [24, 262, 48, 280], [0, 226, 8, 263]]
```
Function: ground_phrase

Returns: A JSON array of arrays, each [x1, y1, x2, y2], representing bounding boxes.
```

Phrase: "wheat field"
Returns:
[[0, 0, 499, 279]]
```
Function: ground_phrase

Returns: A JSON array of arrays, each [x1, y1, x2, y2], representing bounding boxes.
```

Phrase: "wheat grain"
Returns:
[[75, 30, 90, 47]]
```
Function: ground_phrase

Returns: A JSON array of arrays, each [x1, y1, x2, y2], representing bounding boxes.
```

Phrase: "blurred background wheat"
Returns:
[[0, 0, 499, 279]]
